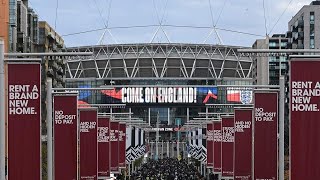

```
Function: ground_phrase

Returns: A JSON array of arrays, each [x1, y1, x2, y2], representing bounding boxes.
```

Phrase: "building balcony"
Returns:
[[47, 32, 55, 40], [286, 31, 292, 38], [298, 32, 304, 40], [297, 44, 304, 49], [286, 42, 292, 49], [294, 19, 304, 28]]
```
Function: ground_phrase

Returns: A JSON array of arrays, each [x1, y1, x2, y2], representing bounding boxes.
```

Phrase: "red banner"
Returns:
[[119, 123, 126, 168], [98, 117, 110, 177], [206, 123, 214, 168], [8, 63, 41, 180], [290, 59, 320, 179], [234, 108, 253, 180], [221, 116, 234, 178], [80, 109, 98, 180], [213, 121, 222, 173], [110, 121, 120, 173], [254, 91, 278, 180], [53, 95, 78, 180]]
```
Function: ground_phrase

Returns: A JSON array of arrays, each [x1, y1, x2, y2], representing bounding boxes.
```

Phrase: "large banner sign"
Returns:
[[213, 121, 222, 173], [206, 123, 214, 168], [290, 59, 320, 179], [254, 91, 278, 180], [227, 87, 253, 104], [8, 63, 41, 180], [221, 116, 234, 178], [101, 87, 218, 104], [98, 117, 110, 177], [110, 121, 120, 172], [80, 109, 98, 180], [53, 94, 78, 180], [119, 123, 126, 168], [234, 108, 253, 180]]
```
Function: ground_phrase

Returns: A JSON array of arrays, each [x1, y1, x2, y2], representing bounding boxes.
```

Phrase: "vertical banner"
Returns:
[[207, 123, 214, 168], [53, 94, 78, 180], [221, 116, 234, 178], [97, 117, 110, 177], [131, 126, 136, 160], [234, 108, 253, 180], [196, 128, 202, 160], [290, 59, 320, 179], [213, 121, 222, 173], [126, 126, 133, 164], [110, 121, 120, 173], [135, 127, 140, 158], [254, 91, 278, 180], [118, 123, 126, 168], [8, 63, 41, 180], [80, 108, 98, 180], [141, 129, 145, 155], [201, 127, 207, 162]]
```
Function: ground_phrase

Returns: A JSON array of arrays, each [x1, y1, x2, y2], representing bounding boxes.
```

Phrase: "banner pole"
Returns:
[[279, 76, 285, 180], [0, 39, 6, 180], [47, 78, 53, 180]]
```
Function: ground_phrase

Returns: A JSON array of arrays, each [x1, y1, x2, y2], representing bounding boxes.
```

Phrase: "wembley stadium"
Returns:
[[64, 43, 254, 155]]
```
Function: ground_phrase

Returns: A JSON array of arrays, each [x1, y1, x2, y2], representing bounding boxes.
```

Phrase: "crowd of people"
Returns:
[[130, 158, 205, 180]]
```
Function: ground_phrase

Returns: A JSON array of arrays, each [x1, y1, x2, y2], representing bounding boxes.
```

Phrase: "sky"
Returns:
[[29, 0, 312, 47]]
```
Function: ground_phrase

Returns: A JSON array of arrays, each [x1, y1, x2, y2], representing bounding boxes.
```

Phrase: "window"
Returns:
[[310, 12, 315, 21], [310, 38, 315, 49], [269, 42, 277, 47], [281, 42, 287, 47], [269, 56, 277, 62], [310, 24, 315, 37]]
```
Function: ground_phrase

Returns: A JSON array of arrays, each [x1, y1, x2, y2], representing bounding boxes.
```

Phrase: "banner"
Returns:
[[135, 127, 140, 158], [141, 129, 145, 154], [207, 123, 214, 167], [213, 121, 222, 173], [234, 108, 253, 180], [98, 117, 110, 177], [80, 108, 98, 180], [289, 59, 320, 179], [8, 63, 41, 180], [110, 121, 120, 172], [53, 94, 78, 180], [126, 126, 134, 164], [119, 123, 126, 168], [131, 127, 137, 160], [227, 87, 253, 104], [254, 91, 278, 180], [221, 116, 234, 178], [201, 127, 207, 162], [101, 87, 218, 104], [195, 128, 202, 160]]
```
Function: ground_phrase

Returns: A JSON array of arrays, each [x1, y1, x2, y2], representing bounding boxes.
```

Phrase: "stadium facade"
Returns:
[[65, 43, 253, 144]]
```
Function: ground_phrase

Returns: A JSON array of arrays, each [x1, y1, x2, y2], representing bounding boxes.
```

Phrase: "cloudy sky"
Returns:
[[29, 0, 312, 47]]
